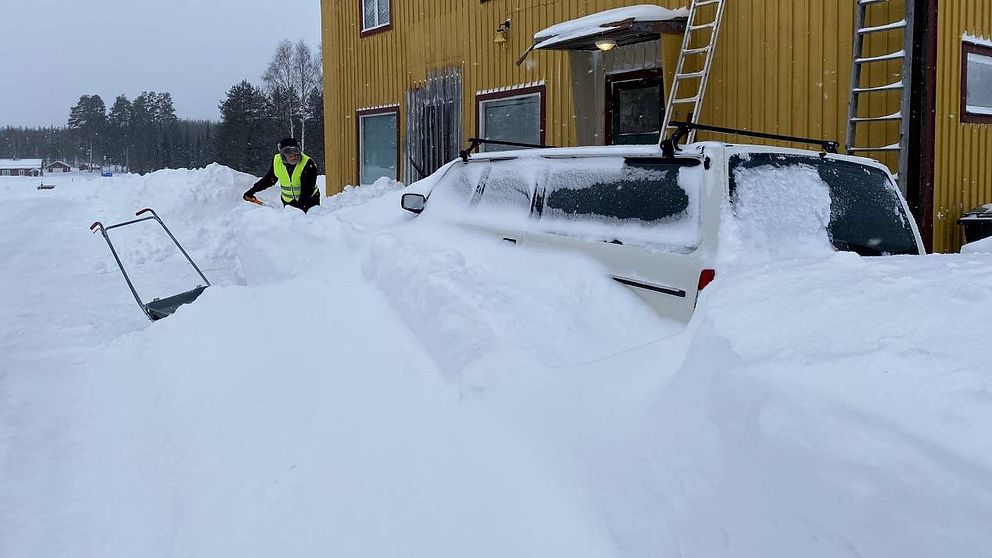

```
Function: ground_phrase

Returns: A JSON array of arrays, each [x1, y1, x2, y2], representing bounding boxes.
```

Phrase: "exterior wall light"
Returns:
[[494, 19, 511, 45], [595, 39, 617, 51]]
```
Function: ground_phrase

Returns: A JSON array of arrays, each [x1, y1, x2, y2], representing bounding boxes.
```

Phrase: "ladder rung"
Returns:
[[859, 0, 890, 5], [859, 19, 907, 34], [671, 97, 699, 104], [851, 111, 903, 122], [683, 46, 711, 55], [849, 144, 901, 153], [689, 23, 717, 32], [675, 71, 705, 80], [853, 80, 904, 93], [856, 49, 906, 64], [694, 0, 722, 5]]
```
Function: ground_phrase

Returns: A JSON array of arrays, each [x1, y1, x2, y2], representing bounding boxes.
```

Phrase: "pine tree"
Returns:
[[67, 94, 107, 165], [305, 87, 325, 163], [107, 95, 133, 169], [216, 80, 275, 175]]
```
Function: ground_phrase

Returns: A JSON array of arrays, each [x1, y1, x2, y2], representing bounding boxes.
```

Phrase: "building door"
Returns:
[[606, 70, 665, 145]]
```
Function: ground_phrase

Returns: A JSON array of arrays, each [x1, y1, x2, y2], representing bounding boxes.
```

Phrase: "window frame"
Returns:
[[961, 39, 992, 125], [356, 105, 400, 186], [476, 84, 547, 150], [359, 0, 392, 37]]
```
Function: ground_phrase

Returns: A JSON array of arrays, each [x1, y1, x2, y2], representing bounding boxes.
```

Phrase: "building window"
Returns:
[[606, 70, 665, 145], [360, 0, 391, 35], [962, 39, 992, 124], [1, 170, 9, 176], [358, 107, 399, 185], [477, 85, 545, 152]]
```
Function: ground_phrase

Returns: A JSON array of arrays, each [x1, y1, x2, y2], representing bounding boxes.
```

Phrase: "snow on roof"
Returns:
[[0, 159, 43, 169], [963, 33, 992, 48], [534, 5, 689, 50]]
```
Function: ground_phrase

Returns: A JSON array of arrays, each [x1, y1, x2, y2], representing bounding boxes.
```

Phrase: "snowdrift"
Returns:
[[1, 166, 990, 558]]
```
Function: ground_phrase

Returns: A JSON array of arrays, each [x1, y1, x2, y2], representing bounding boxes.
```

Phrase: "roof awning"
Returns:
[[532, 5, 688, 52]]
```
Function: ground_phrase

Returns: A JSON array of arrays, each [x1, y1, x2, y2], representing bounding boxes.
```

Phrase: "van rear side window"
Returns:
[[538, 158, 703, 251], [729, 153, 920, 256]]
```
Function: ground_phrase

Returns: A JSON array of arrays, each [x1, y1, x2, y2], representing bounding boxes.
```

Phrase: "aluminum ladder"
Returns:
[[845, 0, 915, 187], [661, 0, 728, 144]]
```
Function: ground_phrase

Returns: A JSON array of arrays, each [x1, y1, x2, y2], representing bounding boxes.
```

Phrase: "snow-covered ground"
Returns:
[[1, 167, 990, 557]]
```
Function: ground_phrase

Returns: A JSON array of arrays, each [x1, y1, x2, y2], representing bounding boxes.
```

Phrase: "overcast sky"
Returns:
[[0, 0, 322, 127]]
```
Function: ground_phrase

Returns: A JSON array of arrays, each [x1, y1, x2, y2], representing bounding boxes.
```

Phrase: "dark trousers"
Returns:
[[283, 193, 320, 213]]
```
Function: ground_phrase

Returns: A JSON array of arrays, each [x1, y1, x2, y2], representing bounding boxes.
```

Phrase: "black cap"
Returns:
[[278, 137, 300, 151]]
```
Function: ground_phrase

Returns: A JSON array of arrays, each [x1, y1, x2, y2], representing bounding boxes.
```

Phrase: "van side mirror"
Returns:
[[401, 193, 426, 214]]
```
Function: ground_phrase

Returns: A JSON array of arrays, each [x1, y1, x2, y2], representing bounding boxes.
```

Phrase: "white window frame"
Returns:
[[477, 86, 545, 152], [1, 170, 9, 176], [358, 107, 399, 185], [360, 0, 391, 33], [962, 37, 992, 124]]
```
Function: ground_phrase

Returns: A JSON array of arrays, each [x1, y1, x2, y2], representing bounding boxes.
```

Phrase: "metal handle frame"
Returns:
[[662, 121, 840, 157], [90, 208, 211, 320]]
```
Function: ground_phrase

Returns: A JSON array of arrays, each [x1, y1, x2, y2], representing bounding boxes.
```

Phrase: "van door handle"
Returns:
[[502, 237, 518, 244]]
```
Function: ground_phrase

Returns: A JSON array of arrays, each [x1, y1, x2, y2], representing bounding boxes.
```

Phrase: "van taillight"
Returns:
[[697, 269, 716, 291]]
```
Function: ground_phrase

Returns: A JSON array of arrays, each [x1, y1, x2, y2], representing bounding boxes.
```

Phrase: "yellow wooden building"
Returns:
[[321, 0, 992, 252]]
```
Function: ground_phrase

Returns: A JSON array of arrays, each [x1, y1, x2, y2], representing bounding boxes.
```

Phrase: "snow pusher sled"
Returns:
[[90, 208, 211, 321]]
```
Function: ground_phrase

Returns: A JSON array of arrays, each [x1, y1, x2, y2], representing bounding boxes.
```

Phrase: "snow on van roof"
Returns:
[[534, 5, 689, 50]]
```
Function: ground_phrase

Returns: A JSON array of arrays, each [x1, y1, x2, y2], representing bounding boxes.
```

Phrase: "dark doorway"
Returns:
[[908, 0, 937, 252], [606, 70, 665, 145]]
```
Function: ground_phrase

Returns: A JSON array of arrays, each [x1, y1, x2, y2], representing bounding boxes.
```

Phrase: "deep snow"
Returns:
[[1, 167, 990, 557]]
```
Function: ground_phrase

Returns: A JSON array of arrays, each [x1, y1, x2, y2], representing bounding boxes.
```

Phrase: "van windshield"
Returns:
[[729, 153, 921, 256]]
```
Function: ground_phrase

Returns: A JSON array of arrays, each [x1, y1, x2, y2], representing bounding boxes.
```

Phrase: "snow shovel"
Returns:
[[243, 193, 266, 206], [90, 208, 211, 321]]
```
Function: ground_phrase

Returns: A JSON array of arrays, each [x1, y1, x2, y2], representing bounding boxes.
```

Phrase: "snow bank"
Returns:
[[2, 164, 991, 558], [660, 252, 992, 556], [962, 235, 992, 253]]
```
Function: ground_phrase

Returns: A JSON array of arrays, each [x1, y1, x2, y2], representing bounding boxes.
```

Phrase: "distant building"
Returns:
[[0, 159, 43, 177], [46, 161, 71, 174]]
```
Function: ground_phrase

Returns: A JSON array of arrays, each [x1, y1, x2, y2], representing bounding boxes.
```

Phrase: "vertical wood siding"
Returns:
[[934, 2, 992, 252], [323, 0, 684, 195]]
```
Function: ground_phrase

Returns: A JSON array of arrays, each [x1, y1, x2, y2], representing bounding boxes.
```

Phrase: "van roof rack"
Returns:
[[460, 138, 554, 161], [662, 121, 839, 157]]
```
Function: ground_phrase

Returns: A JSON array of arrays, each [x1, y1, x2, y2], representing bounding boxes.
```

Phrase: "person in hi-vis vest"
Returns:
[[243, 137, 320, 213]]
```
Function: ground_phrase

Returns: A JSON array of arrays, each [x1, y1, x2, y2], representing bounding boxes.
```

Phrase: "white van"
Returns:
[[402, 138, 925, 322]]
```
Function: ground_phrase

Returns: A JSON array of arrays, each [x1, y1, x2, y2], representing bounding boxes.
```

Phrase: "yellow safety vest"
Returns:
[[273, 153, 311, 203]]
